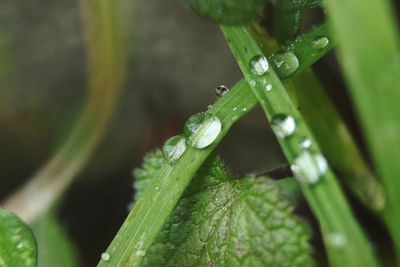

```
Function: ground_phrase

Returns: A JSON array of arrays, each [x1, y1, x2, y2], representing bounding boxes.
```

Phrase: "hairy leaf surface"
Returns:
[[134, 151, 314, 267]]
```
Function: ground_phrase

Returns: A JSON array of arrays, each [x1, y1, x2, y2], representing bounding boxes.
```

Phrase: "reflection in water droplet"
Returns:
[[101, 252, 111, 262], [299, 137, 312, 149], [215, 85, 229, 97], [271, 51, 299, 78], [183, 112, 222, 149], [249, 55, 269, 76], [162, 135, 187, 164], [291, 152, 328, 184], [271, 114, 296, 138], [265, 84, 272, 92], [312, 36, 330, 50]]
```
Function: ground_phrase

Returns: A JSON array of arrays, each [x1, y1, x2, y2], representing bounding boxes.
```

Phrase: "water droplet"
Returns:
[[265, 84, 272, 92], [242, 107, 247, 112], [155, 186, 160, 192], [101, 252, 111, 262], [312, 36, 330, 50], [136, 250, 146, 257], [271, 51, 299, 78], [249, 80, 256, 87], [183, 112, 222, 149], [162, 135, 187, 164], [271, 114, 296, 139], [233, 107, 238, 111], [291, 152, 328, 185], [327, 232, 347, 247], [215, 85, 229, 97], [249, 55, 269, 76], [299, 137, 312, 149]]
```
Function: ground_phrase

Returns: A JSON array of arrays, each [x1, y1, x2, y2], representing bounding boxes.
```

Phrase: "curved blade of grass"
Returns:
[[2, 0, 127, 223], [323, 0, 400, 256], [221, 25, 379, 267], [250, 24, 385, 215], [97, 23, 345, 267]]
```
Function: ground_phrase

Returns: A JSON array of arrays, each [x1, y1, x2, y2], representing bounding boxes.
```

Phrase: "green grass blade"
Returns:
[[221, 25, 380, 267], [97, 24, 344, 267], [323, 0, 400, 255], [250, 24, 385, 214]]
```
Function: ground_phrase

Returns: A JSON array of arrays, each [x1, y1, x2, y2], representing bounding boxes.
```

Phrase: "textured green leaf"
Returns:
[[33, 213, 80, 267], [0, 209, 37, 267], [134, 151, 314, 267], [184, 0, 268, 25]]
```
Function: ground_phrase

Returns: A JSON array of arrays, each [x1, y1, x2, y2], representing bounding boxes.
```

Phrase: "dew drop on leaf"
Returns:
[[291, 152, 328, 185], [215, 85, 229, 97], [271, 51, 299, 78], [299, 137, 312, 149], [326, 232, 347, 247], [311, 36, 330, 50], [271, 114, 296, 138], [101, 252, 110, 262], [183, 112, 222, 149], [265, 84, 273, 92], [249, 55, 269, 76], [249, 80, 257, 87], [162, 135, 187, 164]]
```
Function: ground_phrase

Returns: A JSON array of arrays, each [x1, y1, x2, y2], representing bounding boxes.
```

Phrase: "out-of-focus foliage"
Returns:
[[0, 209, 37, 267]]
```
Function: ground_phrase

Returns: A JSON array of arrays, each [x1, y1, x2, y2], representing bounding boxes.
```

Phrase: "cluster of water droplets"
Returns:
[[161, 111, 222, 165]]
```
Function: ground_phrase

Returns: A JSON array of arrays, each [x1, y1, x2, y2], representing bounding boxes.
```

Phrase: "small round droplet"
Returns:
[[155, 186, 160, 192], [162, 135, 187, 164], [291, 152, 328, 185], [136, 250, 146, 257], [312, 36, 330, 50], [271, 51, 299, 78], [249, 55, 269, 76], [299, 137, 312, 149], [265, 84, 272, 92], [183, 112, 222, 149], [101, 252, 111, 262], [327, 232, 347, 247], [249, 80, 256, 87], [215, 85, 229, 97], [271, 114, 296, 139]]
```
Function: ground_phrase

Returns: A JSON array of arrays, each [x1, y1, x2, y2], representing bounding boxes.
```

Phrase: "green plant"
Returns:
[[1, 0, 399, 266]]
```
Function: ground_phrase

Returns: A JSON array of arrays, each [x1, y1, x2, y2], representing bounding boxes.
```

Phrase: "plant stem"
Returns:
[[323, 0, 400, 258], [251, 23, 385, 215], [2, 0, 126, 224], [97, 22, 368, 267], [221, 25, 379, 267]]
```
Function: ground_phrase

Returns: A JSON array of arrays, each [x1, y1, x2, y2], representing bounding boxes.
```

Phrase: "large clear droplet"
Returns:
[[101, 252, 111, 262], [291, 152, 328, 185], [249, 55, 269, 76], [162, 135, 187, 164], [215, 85, 229, 97], [271, 51, 299, 78], [312, 36, 330, 50], [271, 114, 296, 139], [183, 112, 222, 149]]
